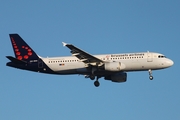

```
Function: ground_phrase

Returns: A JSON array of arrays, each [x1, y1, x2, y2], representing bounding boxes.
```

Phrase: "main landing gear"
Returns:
[[85, 75, 100, 87], [148, 69, 153, 80], [94, 76, 100, 87]]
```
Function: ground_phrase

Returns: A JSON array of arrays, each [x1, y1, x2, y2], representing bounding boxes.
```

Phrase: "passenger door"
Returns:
[[147, 52, 153, 62], [38, 59, 43, 68]]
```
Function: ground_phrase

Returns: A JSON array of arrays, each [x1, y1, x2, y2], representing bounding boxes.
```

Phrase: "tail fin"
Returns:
[[9, 34, 39, 61]]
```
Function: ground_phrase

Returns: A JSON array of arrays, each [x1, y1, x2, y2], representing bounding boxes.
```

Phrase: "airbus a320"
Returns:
[[6, 34, 174, 87]]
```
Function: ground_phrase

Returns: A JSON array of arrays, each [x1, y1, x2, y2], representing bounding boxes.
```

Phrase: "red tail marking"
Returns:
[[28, 52, 32, 56], [18, 56, 22, 60], [10, 37, 34, 60], [24, 55, 29, 59], [16, 52, 21, 55]]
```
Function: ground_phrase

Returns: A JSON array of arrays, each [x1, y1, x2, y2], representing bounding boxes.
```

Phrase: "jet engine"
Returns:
[[104, 62, 125, 71], [104, 72, 127, 82]]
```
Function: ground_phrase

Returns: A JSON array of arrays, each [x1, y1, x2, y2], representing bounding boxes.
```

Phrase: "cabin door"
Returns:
[[38, 59, 43, 68], [147, 52, 153, 62]]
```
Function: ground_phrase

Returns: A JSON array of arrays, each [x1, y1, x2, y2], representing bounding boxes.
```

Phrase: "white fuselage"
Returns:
[[40, 52, 173, 75]]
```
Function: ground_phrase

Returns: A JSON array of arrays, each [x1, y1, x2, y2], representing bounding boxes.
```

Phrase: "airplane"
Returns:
[[6, 34, 174, 87]]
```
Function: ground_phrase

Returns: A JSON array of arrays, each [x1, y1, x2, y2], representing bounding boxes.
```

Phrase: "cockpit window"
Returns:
[[158, 55, 166, 58]]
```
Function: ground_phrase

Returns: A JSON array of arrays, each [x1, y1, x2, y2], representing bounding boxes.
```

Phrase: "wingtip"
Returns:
[[62, 42, 67, 46]]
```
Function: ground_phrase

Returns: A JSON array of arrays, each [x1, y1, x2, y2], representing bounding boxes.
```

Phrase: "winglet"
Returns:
[[62, 42, 67, 46]]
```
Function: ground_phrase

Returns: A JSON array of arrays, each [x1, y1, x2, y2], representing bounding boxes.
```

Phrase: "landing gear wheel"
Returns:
[[90, 75, 95, 80], [149, 76, 153, 80], [94, 81, 100, 87], [148, 69, 153, 80]]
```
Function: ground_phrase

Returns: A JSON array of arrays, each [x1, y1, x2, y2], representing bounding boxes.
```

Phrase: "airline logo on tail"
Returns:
[[11, 37, 33, 60], [9, 34, 39, 61]]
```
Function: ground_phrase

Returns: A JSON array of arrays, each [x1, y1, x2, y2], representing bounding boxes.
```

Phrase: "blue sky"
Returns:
[[0, 0, 179, 120]]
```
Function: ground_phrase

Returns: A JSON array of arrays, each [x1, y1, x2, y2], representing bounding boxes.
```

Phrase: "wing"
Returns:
[[62, 42, 103, 66]]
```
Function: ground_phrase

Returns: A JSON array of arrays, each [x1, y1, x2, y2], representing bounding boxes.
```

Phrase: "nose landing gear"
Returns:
[[148, 69, 153, 80]]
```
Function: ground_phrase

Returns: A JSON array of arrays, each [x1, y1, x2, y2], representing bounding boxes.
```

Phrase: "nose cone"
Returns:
[[165, 59, 174, 67]]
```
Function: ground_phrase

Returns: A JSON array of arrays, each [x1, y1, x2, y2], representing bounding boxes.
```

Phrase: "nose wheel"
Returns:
[[148, 69, 153, 80], [149, 76, 153, 80]]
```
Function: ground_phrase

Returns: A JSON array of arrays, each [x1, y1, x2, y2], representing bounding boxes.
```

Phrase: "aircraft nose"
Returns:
[[166, 59, 174, 67]]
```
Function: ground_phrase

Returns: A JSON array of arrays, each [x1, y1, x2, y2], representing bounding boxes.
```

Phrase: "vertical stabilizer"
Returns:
[[9, 34, 39, 61]]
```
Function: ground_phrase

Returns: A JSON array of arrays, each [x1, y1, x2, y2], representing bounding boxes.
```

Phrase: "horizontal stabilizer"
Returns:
[[6, 56, 27, 64]]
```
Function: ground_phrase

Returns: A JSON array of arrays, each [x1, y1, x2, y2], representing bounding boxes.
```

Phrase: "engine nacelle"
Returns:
[[104, 72, 127, 82], [104, 62, 125, 71]]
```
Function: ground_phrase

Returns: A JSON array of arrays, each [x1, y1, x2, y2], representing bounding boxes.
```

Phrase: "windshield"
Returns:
[[158, 55, 166, 58]]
